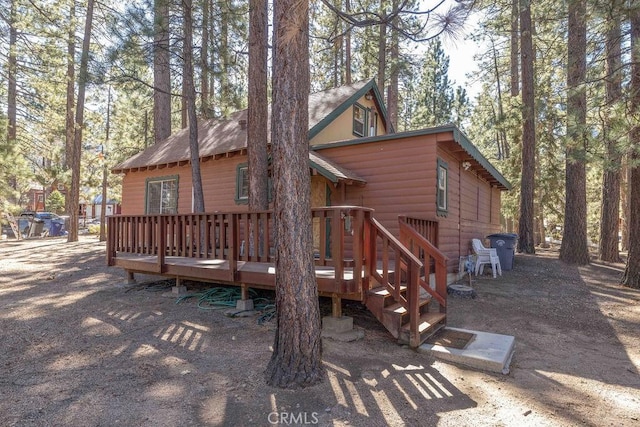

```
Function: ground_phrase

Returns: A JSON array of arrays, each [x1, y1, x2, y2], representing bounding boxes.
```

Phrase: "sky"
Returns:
[[439, 4, 484, 99]]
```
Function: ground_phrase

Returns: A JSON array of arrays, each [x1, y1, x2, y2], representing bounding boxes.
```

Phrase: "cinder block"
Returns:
[[172, 286, 188, 295], [322, 316, 354, 334], [236, 299, 254, 311]]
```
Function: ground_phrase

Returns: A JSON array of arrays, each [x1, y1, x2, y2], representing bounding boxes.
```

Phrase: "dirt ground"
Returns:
[[0, 236, 638, 427]]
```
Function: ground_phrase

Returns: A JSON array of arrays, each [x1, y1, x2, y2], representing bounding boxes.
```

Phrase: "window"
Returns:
[[146, 176, 178, 214], [235, 163, 273, 205], [236, 164, 249, 203], [353, 104, 367, 137], [37, 194, 44, 202], [436, 158, 448, 216]]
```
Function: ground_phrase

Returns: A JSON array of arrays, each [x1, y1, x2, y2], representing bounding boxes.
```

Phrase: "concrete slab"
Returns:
[[418, 327, 515, 375]]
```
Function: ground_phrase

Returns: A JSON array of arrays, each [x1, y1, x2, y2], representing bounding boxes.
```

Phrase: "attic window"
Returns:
[[436, 158, 448, 216], [353, 104, 366, 137]]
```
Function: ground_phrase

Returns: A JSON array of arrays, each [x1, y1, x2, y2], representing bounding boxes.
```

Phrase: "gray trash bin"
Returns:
[[487, 233, 518, 270]]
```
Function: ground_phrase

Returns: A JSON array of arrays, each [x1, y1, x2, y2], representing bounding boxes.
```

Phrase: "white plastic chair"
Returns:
[[471, 238, 502, 278]]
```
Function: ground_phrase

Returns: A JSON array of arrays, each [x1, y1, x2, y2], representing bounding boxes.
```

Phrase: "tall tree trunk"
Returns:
[[560, 0, 590, 264], [181, 60, 188, 129], [209, 2, 216, 113], [201, 0, 210, 117], [154, 0, 172, 143], [220, 6, 230, 116], [184, 0, 204, 213], [505, 0, 519, 160], [248, 0, 269, 211], [344, 0, 352, 84], [517, 0, 535, 254], [99, 86, 111, 242], [377, 13, 386, 99], [265, 0, 323, 388], [599, 3, 623, 263], [386, 0, 399, 132], [68, 0, 95, 243], [622, 4, 640, 288], [7, 0, 17, 144], [65, 2, 76, 215], [510, 0, 519, 97], [492, 39, 507, 160], [620, 160, 630, 251]]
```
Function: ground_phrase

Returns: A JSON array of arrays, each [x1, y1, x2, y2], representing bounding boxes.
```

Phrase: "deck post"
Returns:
[[157, 216, 166, 273], [240, 283, 250, 300], [127, 270, 136, 284], [172, 276, 188, 295], [331, 293, 342, 318], [234, 283, 255, 311]]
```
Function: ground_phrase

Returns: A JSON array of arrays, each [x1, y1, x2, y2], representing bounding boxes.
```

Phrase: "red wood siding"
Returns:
[[121, 156, 252, 215], [317, 135, 439, 242], [317, 136, 502, 272]]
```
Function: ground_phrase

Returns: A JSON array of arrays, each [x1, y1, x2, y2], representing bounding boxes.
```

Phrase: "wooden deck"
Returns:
[[114, 252, 364, 297], [107, 206, 448, 348]]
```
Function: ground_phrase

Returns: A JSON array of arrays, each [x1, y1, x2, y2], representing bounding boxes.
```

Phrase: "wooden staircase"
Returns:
[[365, 285, 446, 345], [363, 216, 449, 348]]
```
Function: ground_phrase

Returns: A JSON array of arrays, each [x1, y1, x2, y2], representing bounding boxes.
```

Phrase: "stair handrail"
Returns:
[[368, 217, 425, 347], [398, 219, 448, 312]]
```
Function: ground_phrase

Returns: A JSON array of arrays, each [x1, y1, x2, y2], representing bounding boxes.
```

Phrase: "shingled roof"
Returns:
[[112, 80, 379, 178]]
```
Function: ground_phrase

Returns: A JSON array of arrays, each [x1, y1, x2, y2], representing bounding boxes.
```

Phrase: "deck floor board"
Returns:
[[113, 252, 361, 295]]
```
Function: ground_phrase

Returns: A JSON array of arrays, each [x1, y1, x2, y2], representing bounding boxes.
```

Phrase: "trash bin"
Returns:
[[49, 221, 63, 236], [487, 233, 518, 270], [30, 219, 45, 237]]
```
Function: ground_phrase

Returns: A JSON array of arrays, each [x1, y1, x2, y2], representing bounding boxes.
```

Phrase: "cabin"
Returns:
[[107, 80, 511, 348]]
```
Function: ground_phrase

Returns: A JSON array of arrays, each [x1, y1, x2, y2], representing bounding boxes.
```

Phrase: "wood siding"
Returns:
[[436, 146, 501, 266], [119, 131, 504, 273], [121, 155, 252, 215], [318, 134, 439, 239], [317, 134, 502, 272]]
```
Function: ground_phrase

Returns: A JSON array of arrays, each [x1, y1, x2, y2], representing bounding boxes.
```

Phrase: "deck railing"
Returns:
[[398, 217, 448, 314], [106, 206, 373, 290], [398, 215, 438, 247]]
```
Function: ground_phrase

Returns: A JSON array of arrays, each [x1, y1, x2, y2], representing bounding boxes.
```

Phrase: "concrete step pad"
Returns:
[[418, 327, 515, 374]]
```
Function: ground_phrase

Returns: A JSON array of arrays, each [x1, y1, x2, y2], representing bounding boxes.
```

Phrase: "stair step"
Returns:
[[398, 312, 447, 346], [383, 298, 432, 316], [368, 286, 407, 297], [401, 312, 447, 333]]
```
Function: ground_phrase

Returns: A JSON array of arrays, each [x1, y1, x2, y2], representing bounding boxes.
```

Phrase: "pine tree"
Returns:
[[266, 0, 324, 388], [560, 0, 590, 265], [622, 3, 640, 288], [517, 0, 535, 254]]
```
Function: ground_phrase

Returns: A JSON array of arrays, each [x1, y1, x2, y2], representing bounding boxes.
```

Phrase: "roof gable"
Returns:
[[113, 80, 383, 173], [308, 79, 391, 140]]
